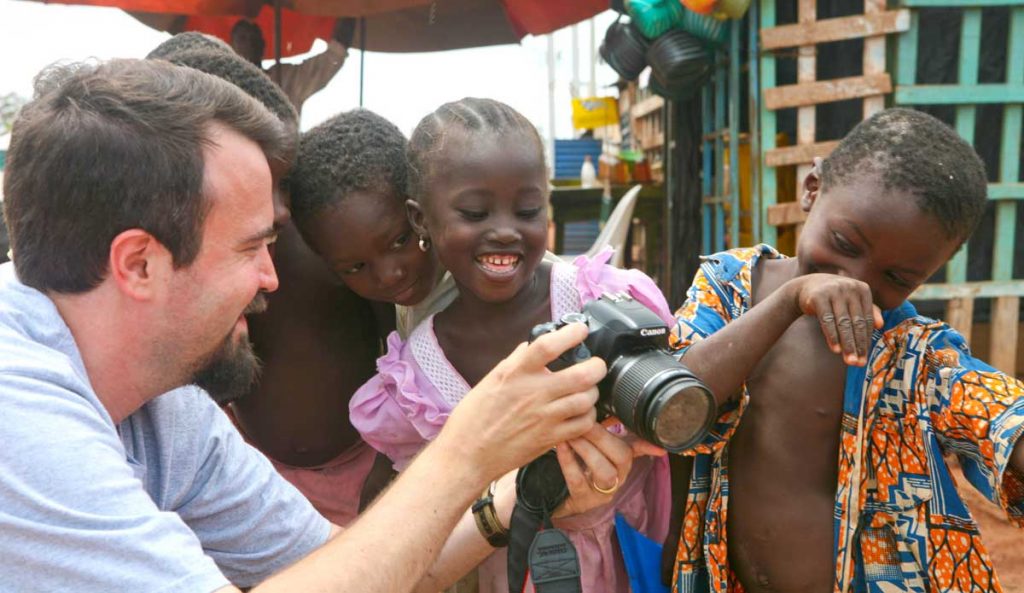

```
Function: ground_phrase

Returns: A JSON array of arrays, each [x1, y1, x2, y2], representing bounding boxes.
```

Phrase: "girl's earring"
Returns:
[[418, 236, 431, 253]]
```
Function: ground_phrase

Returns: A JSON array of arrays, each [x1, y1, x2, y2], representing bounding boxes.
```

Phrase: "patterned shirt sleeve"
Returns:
[[927, 325, 1024, 526], [669, 258, 747, 455]]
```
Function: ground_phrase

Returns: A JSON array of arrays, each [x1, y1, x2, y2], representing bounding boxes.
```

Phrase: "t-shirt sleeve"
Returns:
[[162, 388, 331, 587], [0, 373, 230, 593], [926, 328, 1024, 526]]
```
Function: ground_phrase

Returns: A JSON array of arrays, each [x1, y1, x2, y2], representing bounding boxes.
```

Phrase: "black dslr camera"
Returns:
[[530, 293, 716, 452]]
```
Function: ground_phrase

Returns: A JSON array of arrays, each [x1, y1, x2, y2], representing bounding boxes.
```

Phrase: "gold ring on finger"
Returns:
[[588, 474, 620, 495]]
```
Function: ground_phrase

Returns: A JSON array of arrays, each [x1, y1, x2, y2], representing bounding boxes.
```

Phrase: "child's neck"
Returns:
[[446, 261, 552, 324], [433, 261, 554, 387]]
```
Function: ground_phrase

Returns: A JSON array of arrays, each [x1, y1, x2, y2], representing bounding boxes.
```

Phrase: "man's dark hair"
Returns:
[[0, 211, 10, 265], [288, 109, 408, 242], [407, 97, 544, 202], [821, 107, 988, 239], [162, 48, 298, 127], [146, 32, 232, 61], [2, 58, 289, 293]]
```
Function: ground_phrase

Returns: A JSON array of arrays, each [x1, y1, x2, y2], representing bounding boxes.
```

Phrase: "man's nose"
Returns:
[[259, 246, 279, 293]]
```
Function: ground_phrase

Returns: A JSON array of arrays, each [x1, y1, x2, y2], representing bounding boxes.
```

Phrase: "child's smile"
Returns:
[[413, 130, 549, 305]]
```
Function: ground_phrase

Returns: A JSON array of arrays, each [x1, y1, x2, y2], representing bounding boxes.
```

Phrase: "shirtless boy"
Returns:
[[669, 108, 1024, 593]]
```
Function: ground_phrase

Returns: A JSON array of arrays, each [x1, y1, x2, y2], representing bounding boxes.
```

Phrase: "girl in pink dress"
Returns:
[[350, 98, 671, 593]]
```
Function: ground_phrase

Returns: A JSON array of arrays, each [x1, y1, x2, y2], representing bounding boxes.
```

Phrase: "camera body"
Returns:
[[530, 292, 716, 452]]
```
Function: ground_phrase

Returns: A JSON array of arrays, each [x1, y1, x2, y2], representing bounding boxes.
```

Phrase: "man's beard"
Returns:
[[191, 294, 266, 405]]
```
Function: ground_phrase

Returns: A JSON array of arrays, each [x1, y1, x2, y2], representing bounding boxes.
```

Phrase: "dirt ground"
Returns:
[[949, 460, 1024, 593]]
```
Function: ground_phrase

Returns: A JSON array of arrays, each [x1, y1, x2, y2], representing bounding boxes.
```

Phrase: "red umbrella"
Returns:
[[24, 0, 609, 58]]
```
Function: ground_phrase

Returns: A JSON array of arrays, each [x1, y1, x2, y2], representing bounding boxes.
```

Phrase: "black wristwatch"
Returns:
[[471, 481, 510, 548]]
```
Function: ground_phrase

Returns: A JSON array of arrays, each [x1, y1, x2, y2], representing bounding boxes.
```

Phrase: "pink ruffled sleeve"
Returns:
[[349, 331, 451, 471], [572, 247, 675, 326]]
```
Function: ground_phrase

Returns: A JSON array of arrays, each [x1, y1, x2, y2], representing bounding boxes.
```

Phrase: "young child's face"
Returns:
[[797, 169, 962, 311], [304, 189, 439, 306], [414, 129, 549, 304]]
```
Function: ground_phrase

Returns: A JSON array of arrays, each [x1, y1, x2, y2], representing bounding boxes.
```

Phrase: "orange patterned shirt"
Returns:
[[669, 246, 1024, 593]]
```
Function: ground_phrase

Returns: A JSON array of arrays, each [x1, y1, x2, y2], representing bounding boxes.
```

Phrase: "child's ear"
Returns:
[[800, 156, 824, 212], [406, 199, 429, 237]]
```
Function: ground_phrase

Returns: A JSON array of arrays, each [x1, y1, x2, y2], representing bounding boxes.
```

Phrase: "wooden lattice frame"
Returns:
[[757, 0, 910, 239], [894, 1, 1024, 374]]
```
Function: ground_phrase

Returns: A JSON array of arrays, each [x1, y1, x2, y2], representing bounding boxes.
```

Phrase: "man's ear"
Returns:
[[801, 156, 824, 212], [107, 229, 171, 301], [406, 199, 429, 238]]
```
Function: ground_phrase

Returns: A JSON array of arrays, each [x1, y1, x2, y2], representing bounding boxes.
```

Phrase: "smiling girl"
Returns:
[[350, 98, 674, 593]]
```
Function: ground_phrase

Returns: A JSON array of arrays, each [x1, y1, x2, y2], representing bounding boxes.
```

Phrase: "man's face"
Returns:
[[164, 122, 279, 403]]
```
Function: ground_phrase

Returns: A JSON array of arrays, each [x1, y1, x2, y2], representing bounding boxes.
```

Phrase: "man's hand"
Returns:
[[439, 323, 605, 483], [783, 273, 883, 366]]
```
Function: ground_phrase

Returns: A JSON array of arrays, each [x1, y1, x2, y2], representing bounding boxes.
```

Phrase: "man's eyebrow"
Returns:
[[240, 226, 278, 246]]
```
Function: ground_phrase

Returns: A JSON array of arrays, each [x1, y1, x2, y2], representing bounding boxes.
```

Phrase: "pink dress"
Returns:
[[350, 251, 673, 593]]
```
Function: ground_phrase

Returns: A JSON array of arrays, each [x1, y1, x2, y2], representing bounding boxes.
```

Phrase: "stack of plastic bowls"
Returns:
[[646, 28, 712, 101], [626, 0, 685, 39], [600, 18, 651, 81]]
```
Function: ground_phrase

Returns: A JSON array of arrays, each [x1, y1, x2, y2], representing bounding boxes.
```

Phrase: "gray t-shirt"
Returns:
[[0, 262, 330, 593]]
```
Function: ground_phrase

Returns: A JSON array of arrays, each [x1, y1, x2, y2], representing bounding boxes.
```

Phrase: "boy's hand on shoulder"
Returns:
[[783, 274, 883, 366]]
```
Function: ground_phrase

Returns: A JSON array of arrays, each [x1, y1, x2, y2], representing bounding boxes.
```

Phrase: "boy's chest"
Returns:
[[744, 316, 847, 445], [725, 317, 849, 592]]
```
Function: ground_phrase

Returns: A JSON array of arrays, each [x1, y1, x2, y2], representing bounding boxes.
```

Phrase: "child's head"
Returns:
[[153, 47, 298, 230], [798, 107, 988, 309], [146, 32, 233, 61], [288, 109, 439, 306], [406, 97, 549, 304]]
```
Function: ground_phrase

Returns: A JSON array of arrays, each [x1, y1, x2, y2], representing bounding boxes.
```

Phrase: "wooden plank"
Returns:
[[761, 9, 910, 50], [729, 20, 741, 248], [903, 0, 1024, 6], [946, 8, 981, 334], [748, 0, 763, 242], [863, 0, 887, 116], [989, 183, 1024, 199], [796, 0, 817, 204], [989, 9, 1024, 376], [764, 74, 892, 110], [759, 0, 778, 245], [765, 141, 840, 167], [895, 10, 919, 87], [993, 8, 1024, 281], [946, 296, 974, 341], [633, 95, 665, 119], [894, 83, 1024, 104], [990, 297, 1019, 373], [913, 281, 1024, 300], [766, 202, 807, 226]]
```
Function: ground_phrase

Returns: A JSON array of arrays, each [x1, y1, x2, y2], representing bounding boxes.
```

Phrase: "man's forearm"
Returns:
[[254, 432, 487, 593], [681, 284, 801, 406]]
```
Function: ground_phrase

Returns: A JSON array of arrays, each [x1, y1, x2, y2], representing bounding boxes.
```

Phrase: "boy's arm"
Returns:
[[929, 341, 1024, 521], [681, 273, 881, 406]]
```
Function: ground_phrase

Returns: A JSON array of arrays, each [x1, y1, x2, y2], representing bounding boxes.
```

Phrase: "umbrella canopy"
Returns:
[[23, 0, 609, 57]]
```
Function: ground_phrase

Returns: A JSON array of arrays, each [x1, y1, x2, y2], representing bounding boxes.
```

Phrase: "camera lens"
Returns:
[[606, 350, 715, 452]]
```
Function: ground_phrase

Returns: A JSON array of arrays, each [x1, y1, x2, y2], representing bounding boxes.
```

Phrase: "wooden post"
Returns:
[[945, 8, 982, 340], [668, 96, 705, 307], [989, 7, 1024, 374]]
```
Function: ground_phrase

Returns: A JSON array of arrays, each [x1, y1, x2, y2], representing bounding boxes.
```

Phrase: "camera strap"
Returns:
[[507, 451, 581, 593]]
